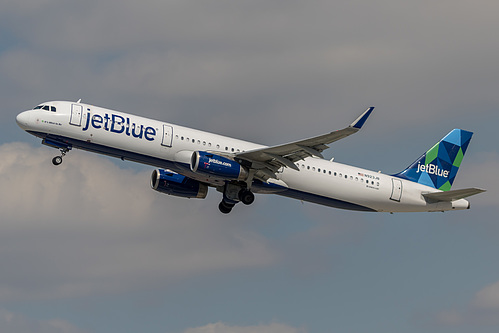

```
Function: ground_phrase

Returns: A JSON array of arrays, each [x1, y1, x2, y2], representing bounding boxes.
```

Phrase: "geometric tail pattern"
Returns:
[[392, 129, 473, 191]]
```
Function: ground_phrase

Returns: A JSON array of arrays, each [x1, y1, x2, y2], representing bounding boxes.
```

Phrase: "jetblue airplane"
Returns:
[[16, 101, 485, 214]]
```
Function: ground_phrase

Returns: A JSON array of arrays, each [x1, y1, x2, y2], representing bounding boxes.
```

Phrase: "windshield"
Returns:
[[33, 105, 56, 112]]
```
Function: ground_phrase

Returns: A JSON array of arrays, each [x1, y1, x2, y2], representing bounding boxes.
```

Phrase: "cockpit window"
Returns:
[[33, 105, 56, 112]]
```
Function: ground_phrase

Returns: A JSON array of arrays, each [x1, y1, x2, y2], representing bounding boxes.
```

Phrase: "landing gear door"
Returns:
[[390, 178, 403, 202], [70, 104, 83, 126], [161, 124, 173, 147]]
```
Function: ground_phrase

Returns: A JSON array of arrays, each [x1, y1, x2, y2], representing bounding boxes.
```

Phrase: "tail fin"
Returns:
[[393, 129, 473, 191]]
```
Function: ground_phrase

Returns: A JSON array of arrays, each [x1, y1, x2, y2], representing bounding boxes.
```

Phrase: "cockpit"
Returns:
[[33, 104, 57, 112]]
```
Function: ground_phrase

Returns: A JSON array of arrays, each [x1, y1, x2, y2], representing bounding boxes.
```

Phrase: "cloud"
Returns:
[[0, 309, 88, 333], [182, 322, 306, 333], [422, 279, 499, 327], [0, 143, 276, 301], [3, 0, 499, 144], [457, 152, 499, 207], [473, 281, 499, 310]]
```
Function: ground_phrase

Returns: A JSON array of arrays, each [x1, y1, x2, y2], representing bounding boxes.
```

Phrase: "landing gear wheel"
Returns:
[[219, 201, 234, 214], [238, 189, 255, 205], [52, 156, 63, 166]]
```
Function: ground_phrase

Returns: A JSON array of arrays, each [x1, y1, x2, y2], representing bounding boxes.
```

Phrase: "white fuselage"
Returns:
[[16, 101, 470, 213]]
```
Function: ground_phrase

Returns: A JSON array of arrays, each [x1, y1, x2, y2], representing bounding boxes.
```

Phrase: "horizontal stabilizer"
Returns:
[[423, 188, 486, 202]]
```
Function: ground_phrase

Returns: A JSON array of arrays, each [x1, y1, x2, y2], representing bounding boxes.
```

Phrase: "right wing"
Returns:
[[234, 107, 374, 180]]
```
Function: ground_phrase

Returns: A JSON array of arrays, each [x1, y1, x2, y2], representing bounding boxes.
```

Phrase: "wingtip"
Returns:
[[350, 107, 375, 129]]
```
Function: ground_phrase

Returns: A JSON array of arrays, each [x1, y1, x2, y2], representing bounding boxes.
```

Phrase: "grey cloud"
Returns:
[[0, 308, 88, 333], [0, 143, 276, 301], [182, 322, 306, 333], [2, 0, 499, 144], [419, 279, 499, 328]]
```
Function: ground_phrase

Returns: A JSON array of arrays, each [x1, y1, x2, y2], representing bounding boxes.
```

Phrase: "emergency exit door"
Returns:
[[161, 124, 173, 147]]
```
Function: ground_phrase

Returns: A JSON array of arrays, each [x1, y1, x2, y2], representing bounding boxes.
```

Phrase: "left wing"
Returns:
[[235, 107, 374, 180]]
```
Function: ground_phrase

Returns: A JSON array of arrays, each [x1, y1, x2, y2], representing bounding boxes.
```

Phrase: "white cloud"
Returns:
[[0, 143, 276, 301], [182, 322, 306, 333]]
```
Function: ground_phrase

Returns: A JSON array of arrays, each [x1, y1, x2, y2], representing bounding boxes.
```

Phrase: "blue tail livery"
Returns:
[[393, 129, 473, 191]]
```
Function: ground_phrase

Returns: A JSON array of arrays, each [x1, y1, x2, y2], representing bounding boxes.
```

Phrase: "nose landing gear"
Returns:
[[52, 156, 63, 165], [52, 147, 70, 166]]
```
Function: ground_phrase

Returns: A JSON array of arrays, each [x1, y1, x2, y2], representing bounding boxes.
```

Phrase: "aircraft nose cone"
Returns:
[[16, 111, 31, 129]]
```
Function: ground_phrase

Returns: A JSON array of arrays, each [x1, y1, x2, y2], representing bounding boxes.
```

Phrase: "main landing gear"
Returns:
[[218, 183, 255, 214], [52, 147, 70, 166]]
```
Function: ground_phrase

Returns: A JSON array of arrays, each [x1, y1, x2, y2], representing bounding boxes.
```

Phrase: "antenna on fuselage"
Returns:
[[76, 99, 82, 103]]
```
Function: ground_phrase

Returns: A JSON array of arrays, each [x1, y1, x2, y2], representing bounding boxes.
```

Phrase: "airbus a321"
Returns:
[[16, 101, 485, 214]]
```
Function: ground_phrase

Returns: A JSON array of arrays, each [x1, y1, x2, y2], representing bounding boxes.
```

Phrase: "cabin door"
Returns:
[[70, 104, 83, 126], [390, 178, 403, 202]]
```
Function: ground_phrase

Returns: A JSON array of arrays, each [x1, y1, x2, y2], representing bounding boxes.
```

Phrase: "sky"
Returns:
[[1, 1, 498, 332]]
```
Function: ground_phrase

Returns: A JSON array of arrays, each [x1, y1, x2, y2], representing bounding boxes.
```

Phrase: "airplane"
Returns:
[[15, 100, 485, 214]]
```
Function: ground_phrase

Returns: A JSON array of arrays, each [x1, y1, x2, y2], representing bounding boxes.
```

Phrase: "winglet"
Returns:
[[350, 107, 374, 129]]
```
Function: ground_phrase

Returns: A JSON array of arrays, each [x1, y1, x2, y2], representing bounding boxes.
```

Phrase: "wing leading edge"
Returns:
[[235, 107, 374, 180]]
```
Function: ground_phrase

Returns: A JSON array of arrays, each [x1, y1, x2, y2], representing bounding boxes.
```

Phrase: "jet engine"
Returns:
[[190, 151, 248, 181], [151, 169, 208, 199]]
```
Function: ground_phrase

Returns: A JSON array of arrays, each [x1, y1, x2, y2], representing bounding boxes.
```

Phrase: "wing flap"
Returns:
[[423, 188, 486, 202]]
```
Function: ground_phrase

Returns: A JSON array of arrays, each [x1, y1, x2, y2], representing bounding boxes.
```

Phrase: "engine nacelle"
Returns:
[[190, 151, 248, 181], [151, 169, 208, 199]]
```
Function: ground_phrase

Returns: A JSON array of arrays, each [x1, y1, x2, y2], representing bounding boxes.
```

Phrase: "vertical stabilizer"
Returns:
[[393, 129, 473, 191]]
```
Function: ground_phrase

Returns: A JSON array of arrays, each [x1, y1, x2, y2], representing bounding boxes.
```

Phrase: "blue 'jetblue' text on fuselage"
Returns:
[[82, 112, 156, 141]]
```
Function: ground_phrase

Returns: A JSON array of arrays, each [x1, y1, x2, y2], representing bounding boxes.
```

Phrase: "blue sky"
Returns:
[[1, 1, 498, 332]]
